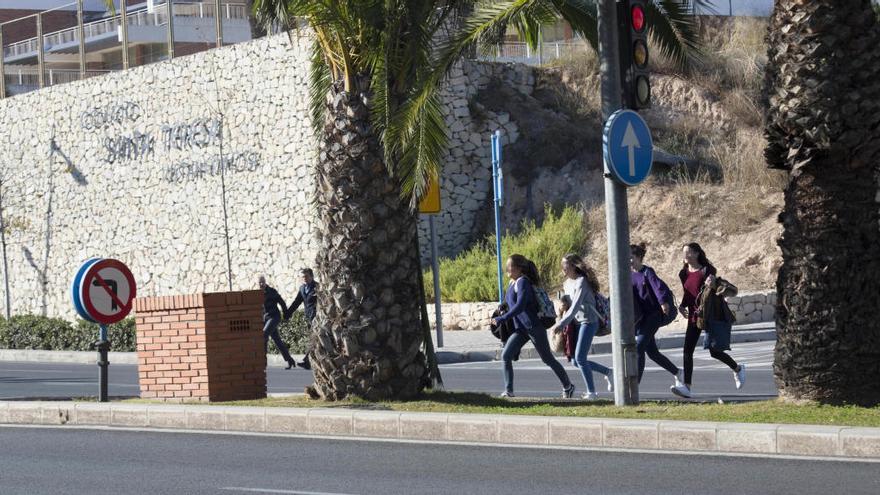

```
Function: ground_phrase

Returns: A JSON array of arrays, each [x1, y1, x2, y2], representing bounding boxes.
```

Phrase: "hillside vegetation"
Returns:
[[428, 17, 784, 302]]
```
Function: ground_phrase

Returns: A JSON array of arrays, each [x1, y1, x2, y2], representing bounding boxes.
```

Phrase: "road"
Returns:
[[0, 427, 876, 495], [0, 341, 776, 401]]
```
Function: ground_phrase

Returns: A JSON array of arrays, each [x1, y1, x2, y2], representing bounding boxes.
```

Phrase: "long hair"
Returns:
[[509, 254, 541, 286], [682, 242, 714, 272], [562, 253, 600, 293]]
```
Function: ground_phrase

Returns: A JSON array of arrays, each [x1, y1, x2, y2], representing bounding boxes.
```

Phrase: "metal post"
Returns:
[[121, 0, 130, 69], [167, 0, 175, 59], [77, 0, 86, 79], [0, 177, 11, 318], [491, 130, 504, 303], [537, 29, 543, 66], [215, 0, 223, 47], [599, 0, 638, 406], [0, 29, 6, 98], [36, 14, 45, 88], [96, 325, 110, 402], [429, 216, 443, 348]]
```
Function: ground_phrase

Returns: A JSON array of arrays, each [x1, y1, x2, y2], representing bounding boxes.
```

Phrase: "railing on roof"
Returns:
[[0, 1, 252, 98], [478, 40, 590, 66]]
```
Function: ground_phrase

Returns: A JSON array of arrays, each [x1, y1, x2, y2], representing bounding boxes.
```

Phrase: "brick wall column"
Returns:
[[134, 291, 266, 402]]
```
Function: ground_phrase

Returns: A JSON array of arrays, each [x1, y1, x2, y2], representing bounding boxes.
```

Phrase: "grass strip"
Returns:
[[127, 391, 880, 428]]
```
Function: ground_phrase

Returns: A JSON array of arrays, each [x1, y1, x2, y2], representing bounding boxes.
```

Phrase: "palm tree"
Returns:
[[764, 0, 880, 406], [251, 0, 704, 400]]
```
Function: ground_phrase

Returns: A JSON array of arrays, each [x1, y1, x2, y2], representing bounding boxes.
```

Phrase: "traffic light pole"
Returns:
[[599, 0, 638, 406]]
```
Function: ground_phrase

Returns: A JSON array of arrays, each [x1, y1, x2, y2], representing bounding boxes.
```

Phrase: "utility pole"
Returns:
[[598, 0, 638, 405]]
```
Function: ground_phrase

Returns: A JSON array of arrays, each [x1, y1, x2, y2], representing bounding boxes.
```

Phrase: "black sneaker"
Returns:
[[297, 360, 312, 370], [285, 360, 296, 370], [562, 383, 576, 399]]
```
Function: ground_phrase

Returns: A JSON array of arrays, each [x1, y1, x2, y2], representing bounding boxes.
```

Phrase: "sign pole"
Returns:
[[491, 130, 504, 303], [598, 0, 638, 406], [429, 216, 443, 348], [97, 324, 109, 402]]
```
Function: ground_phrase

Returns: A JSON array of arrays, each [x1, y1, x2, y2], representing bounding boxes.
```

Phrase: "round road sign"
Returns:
[[71, 258, 137, 325]]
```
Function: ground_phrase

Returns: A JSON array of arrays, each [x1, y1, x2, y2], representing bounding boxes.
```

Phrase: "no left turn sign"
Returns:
[[71, 258, 137, 325]]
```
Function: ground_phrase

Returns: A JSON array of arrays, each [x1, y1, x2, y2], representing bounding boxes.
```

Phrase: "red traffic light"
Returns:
[[631, 5, 646, 32]]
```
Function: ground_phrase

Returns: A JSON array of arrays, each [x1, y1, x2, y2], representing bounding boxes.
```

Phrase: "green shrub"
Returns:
[[269, 312, 312, 355], [0, 315, 136, 352], [426, 205, 588, 302]]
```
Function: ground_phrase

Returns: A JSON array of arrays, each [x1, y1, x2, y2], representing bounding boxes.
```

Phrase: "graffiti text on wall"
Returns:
[[81, 101, 263, 182]]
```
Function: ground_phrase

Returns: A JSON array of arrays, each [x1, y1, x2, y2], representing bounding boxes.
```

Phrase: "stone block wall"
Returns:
[[134, 290, 266, 402], [0, 32, 534, 320]]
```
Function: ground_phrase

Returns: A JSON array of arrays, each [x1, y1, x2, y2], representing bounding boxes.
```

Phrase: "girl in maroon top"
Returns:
[[674, 243, 745, 398]]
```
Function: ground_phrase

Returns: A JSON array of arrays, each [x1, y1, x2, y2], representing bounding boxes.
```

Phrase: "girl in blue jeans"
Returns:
[[549, 254, 613, 400], [492, 254, 575, 399]]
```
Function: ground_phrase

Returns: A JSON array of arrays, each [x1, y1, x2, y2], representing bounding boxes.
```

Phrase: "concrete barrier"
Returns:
[[2, 400, 879, 461]]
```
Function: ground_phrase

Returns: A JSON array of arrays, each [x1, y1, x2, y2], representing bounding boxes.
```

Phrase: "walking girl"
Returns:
[[491, 254, 575, 399], [674, 242, 745, 398], [630, 243, 686, 390], [548, 254, 613, 400]]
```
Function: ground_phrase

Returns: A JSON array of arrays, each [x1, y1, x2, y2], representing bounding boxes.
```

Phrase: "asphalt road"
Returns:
[[0, 341, 776, 401], [0, 427, 877, 495]]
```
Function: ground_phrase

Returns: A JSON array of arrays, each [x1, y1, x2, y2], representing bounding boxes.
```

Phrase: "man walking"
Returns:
[[259, 275, 297, 370], [286, 268, 318, 370]]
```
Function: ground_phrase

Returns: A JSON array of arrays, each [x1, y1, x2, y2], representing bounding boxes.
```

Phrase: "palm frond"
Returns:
[[309, 40, 333, 136], [648, 0, 703, 70]]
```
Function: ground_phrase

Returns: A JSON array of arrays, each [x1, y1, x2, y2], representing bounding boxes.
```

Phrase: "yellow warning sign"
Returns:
[[419, 173, 441, 214]]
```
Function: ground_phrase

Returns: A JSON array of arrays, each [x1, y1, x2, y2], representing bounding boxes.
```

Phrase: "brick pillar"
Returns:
[[133, 291, 267, 402]]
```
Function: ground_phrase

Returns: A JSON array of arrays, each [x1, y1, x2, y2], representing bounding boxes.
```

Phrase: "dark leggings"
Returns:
[[683, 322, 738, 385], [636, 311, 680, 383]]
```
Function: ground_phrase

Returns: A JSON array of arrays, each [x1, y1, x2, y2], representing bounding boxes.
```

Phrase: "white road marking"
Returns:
[[221, 488, 356, 495]]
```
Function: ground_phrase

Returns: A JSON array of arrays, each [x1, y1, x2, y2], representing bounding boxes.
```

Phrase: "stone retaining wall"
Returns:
[[0, 32, 531, 320], [427, 290, 777, 331]]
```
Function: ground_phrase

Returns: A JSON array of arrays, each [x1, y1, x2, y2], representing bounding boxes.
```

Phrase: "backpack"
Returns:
[[642, 269, 677, 327], [533, 286, 557, 328], [593, 292, 612, 336]]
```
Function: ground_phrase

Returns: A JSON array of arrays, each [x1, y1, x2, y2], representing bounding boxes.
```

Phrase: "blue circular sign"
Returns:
[[603, 109, 654, 186], [71, 258, 102, 322]]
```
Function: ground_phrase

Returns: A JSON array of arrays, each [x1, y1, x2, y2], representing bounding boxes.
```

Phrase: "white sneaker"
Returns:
[[604, 374, 614, 392], [500, 391, 515, 398], [674, 369, 685, 388], [582, 392, 599, 400], [734, 364, 746, 389], [671, 383, 692, 399]]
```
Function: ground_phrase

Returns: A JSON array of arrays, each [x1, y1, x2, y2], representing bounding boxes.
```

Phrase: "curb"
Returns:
[[1, 400, 877, 460]]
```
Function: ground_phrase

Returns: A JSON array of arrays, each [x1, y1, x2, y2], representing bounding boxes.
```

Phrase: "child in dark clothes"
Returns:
[[558, 296, 579, 363]]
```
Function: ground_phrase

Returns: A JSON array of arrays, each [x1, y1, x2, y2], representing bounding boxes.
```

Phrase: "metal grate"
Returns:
[[229, 319, 250, 332]]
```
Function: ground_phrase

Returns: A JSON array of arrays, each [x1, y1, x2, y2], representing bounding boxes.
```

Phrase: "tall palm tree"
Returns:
[[764, 0, 880, 406], [251, 0, 704, 400]]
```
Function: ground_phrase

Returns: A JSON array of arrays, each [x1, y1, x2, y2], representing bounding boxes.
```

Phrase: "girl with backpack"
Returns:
[[548, 254, 613, 400], [674, 242, 745, 399], [491, 254, 575, 399], [630, 243, 686, 390]]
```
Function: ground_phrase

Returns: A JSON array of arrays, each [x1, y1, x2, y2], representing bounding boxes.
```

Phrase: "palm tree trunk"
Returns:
[[765, 0, 880, 406], [308, 85, 428, 400]]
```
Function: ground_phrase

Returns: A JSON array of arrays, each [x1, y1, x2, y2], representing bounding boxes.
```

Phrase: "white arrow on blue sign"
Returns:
[[603, 109, 653, 186]]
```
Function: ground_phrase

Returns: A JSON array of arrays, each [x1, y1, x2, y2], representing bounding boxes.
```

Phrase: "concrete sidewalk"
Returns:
[[1, 400, 877, 461], [0, 322, 775, 366]]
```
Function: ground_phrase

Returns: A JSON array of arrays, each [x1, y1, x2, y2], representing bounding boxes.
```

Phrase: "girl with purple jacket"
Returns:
[[491, 254, 575, 399], [630, 243, 685, 391]]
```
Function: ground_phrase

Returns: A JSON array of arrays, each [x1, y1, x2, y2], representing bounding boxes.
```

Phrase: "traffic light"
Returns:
[[618, 0, 651, 109]]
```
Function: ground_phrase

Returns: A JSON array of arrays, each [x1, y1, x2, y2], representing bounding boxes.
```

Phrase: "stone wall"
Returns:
[[0, 33, 533, 320], [426, 291, 778, 331]]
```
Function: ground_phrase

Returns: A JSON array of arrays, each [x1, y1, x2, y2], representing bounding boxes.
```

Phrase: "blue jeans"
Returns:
[[263, 317, 294, 364], [635, 311, 679, 382], [501, 325, 571, 394], [574, 322, 611, 393]]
